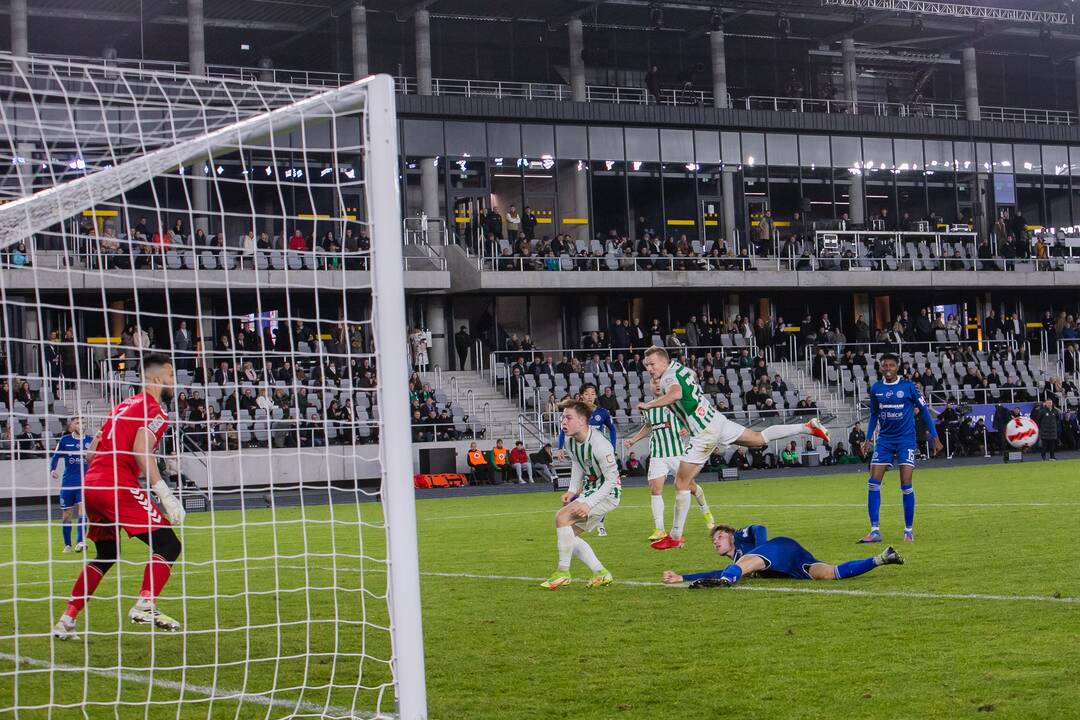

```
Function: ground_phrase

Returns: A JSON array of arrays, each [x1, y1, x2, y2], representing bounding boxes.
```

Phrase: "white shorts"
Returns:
[[574, 494, 620, 533], [647, 456, 682, 481], [684, 414, 747, 466]]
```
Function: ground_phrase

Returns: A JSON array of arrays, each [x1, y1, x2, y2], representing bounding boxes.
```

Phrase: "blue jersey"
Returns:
[[684, 532, 822, 582], [557, 406, 617, 449], [683, 524, 769, 582], [50, 433, 93, 488], [866, 377, 937, 444]]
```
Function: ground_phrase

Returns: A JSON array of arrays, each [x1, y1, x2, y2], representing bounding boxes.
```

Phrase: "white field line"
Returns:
[[0, 652, 383, 719], [418, 569, 1080, 605], [3, 561, 1077, 607], [422, 501, 1075, 522]]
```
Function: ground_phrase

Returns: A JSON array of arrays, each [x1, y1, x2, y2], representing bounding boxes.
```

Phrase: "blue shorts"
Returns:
[[744, 537, 823, 580], [871, 439, 917, 468], [58, 488, 82, 509]]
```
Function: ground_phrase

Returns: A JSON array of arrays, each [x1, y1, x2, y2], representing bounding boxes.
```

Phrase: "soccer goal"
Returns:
[[0, 56, 426, 719]]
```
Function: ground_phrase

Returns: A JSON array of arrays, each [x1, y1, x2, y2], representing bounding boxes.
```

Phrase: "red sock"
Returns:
[[66, 564, 105, 619], [139, 554, 173, 601]]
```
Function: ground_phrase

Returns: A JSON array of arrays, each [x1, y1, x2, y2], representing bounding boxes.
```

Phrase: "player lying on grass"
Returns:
[[541, 401, 621, 590], [660, 523, 904, 587], [641, 346, 829, 550], [53, 354, 187, 641], [624, 379, 713, 541], [859, 352, 943, 544]]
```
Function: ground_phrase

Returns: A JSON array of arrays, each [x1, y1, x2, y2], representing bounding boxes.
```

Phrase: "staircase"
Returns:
[[440, 370, 530, 438], [777, 357, 861, 429]]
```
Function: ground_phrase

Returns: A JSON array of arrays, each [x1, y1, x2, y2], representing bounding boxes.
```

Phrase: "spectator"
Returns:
[[848, 423, 867, 461], [454, 326, 472, 370], [509, 441, 534, 484], [531, 443, 556, 483], [505, 205, 521, 239], [624, 452, 644, 476], [728, 447, 752, 470], [16, 420, 44, 459], [645, 65, 661, 103], [521, 206, 537, 239], [597, 386, 619, 415], [780, 441, 800, 468], [466, 440, 494, 483], [1030, 400, 1061, 461], [288, 229, 307, 252], [491, 438, 510, 483]]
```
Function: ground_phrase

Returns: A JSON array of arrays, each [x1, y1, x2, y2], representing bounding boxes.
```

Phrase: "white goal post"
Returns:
[[0, 58, 426, 720]]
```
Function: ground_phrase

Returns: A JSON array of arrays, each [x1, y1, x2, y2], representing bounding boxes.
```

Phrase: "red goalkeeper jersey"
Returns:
[[84, 392, 169, 489]]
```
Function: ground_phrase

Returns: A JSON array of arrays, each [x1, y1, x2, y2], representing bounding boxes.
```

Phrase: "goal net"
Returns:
[[0, 56, 426, 719]]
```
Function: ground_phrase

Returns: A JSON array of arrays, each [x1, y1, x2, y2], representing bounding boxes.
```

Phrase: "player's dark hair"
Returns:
[[141, 353, 173, 373], [710, 524, 737, 539], [879, 352, 899, 364], [563, 400, 592, 420]]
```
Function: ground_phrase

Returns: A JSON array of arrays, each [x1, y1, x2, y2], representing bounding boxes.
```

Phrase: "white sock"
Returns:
[[761, 423, 810, 443], [556, 526, 575, 571], [572, 537, 603, 573], [670, 490, 692, 540], [650, 495, 665, 529], [693, 484, 709, 513]]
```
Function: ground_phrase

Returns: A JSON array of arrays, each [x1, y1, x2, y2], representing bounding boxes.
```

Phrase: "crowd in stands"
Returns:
[[7, 216, 372, 271], [465, 438, 555, 485]]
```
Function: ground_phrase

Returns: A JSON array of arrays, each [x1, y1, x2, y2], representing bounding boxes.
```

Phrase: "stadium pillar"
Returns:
[[420, 158, 440, 224], [842, 36, 857, 108], [568, 18, 586, 102], [1074, 56, 1080, 120], [351, 3, 369, 79], [258, 58, 274, 83], [849, 174, 865, 227], [574, 167, 589, 241], [190, 163, 211, 235], [963, 46, 980, 121], [425, 295, 448, 370], [10, 0, 28, 57], [710, 29, 729, 109], [579, 297, 599, 334], [15, 142, 34, 196], [721, 171, 736, 245], [188, 0, 206, 76], [415, 9, 432, 95]]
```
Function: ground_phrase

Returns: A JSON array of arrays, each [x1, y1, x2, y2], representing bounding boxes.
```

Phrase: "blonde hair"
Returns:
[[644, 345, 669, 360]]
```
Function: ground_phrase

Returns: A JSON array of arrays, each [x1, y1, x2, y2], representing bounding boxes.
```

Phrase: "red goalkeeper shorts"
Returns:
[[84, 485, 171, 542]]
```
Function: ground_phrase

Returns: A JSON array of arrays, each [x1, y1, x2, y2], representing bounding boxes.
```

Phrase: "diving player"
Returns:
[[640, 346, 829, 550], [858, 352, 943, 544], [661, 523, 904, 586]]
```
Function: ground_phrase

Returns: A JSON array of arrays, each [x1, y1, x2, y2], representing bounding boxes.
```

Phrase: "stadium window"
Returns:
[[661, 161, 698, 241], [799, 135, 833, 221], [862, 138, 896, 223], [591, 160, 628, 239], [1014, 144, 1044, 226], [1069, 147, 1080, 225], [1041, 146, 1070, 228], [766, 134, 800, 222], [894, 139, 927, 225]]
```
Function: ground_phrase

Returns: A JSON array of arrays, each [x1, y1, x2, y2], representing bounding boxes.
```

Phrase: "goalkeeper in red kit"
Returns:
[[53, 354, 186, 640]]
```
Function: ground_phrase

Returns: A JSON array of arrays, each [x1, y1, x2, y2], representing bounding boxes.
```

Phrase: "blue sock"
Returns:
[[902, 483, 915, 531], [867, 478, 881, 530], [62, 521, 71, 546], [76, 517, 86, 544], [834, 557, 879, 579]]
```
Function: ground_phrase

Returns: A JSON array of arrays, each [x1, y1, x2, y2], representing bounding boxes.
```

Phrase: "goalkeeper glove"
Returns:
[[152, 480, 186, 525]]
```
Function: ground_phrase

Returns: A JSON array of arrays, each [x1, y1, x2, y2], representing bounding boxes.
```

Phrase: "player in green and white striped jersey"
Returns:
[[541, 400, 622, 590], [640, 346, 830, 550], [624, 380, 713, 541]]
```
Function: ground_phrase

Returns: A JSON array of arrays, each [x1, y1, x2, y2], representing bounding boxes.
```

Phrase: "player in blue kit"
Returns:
[[661, 523, 904, 586], [858, 353, 943, 544], [556, 383, 617, 535], [49, 417, 93, 553]]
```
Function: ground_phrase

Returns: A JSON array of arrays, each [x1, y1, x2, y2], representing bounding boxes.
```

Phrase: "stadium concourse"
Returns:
[[5, 0, 1080, 717]]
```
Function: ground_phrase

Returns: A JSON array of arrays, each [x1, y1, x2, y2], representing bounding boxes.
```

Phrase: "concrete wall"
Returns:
[[0, 440, 489, 501]]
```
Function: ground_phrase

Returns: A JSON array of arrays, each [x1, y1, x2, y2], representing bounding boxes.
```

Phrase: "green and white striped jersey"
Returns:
[[566, 428, 622, 502], [644, 406, 685, 459], [659, 360, 716, 435]]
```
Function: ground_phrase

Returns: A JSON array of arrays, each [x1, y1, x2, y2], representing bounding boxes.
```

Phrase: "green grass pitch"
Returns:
[[3, 460, 1080, 719]]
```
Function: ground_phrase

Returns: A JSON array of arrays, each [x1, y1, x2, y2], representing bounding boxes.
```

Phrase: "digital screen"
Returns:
[[993, 174, 1016, 205], [933, 304, 958, 319]]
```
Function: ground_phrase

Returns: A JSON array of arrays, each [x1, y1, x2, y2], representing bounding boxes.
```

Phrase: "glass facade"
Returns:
[[400, 120, 1080, 245]]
